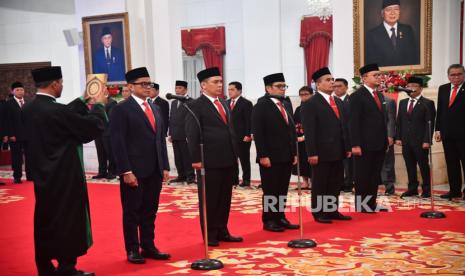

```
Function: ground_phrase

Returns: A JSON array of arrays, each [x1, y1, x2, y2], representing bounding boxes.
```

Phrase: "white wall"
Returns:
[[0, 0, 80, 104]]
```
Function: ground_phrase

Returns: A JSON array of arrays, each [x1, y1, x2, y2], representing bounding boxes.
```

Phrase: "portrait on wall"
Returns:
[[82, 12, 131, 84], [353, 0, 432, 75]]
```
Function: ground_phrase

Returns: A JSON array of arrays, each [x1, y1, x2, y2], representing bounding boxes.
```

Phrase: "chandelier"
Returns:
[[306, 0, 333, 23]]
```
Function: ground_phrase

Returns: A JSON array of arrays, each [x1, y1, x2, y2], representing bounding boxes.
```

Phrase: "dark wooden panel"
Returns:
[[0, 62, 51, 100]]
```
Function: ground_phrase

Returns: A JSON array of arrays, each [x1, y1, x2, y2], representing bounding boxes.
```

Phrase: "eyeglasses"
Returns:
[[272, 84, 288, 90], [132, 82, 155, 88], [299, 93, 311, 96], [449, 73, 464, 77]]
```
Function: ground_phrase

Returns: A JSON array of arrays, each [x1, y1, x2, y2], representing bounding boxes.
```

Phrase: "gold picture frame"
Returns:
[[82, 12, 132, 84], [353, 0, 432, 75]]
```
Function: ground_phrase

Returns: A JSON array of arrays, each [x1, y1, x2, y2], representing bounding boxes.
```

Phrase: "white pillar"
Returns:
[[332, 0, 355, 87]]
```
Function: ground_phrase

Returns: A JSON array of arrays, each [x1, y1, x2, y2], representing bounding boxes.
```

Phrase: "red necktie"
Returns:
[[449, 86, 459, 107], [277, 102, 288, 124], [373, 92, 382, 111], [407, 99, 415, 114], [230, 99, 235, 110], [329, 96, 340, 119], [214, 99, 228, 124], [142, 102, 156, 131]]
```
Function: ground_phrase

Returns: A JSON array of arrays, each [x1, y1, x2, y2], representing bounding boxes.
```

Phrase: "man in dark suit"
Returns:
[[252, 73, 298, 232], [110, 67, 171, 264], [93, 97, 117, 180], [185, 67, 242, 246], [302, 68, 352, 224], [6, 81, 32, 183], [435, 64, 465, 200], [149, 83, 169, 137], [350, 64, 389, 213], [168, 80, 195, 184], [365, 0, 418, 67], [24, 66, 107, 276], [92, 27, 126, 82], [0, 95, 7, 185], [396, 76, 436, 198], [334, 78, 354, 193], [227, 81, 253, 188], [381, 96, 397, 195]]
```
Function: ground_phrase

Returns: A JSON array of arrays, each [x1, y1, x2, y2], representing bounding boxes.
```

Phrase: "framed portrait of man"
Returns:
[[353, 0, 432, 75], [82, 12, 132, 84]]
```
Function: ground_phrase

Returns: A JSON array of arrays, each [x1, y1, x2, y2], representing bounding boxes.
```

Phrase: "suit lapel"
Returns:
[[316, 92, 338, 120], [362, 87, 383, 114], [450, 84, 465, 107], [266, 97, 291, 127], [201, 95, 226, 125], [128, 96, 155, 133]]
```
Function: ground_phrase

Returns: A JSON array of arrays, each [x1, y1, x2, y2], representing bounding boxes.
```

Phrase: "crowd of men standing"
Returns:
[[0, 62, 464, 275]]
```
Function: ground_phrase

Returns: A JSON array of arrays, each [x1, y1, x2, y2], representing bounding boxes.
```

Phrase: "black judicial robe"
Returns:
[[23, 95, 105, 258]]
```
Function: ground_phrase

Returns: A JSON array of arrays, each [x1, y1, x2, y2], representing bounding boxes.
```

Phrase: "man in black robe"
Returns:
[[23, 66, 107, 276]]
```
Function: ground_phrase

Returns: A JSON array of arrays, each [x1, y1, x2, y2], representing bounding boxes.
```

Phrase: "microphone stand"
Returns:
[[288, 138, 317, 248], [282, 104, 316, 248], [183, 103, 224, 270], [420, 120, 446, 219]]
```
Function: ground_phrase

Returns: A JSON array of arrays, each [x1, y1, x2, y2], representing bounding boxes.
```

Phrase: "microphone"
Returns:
[[166, 93, 189, 101], [395, 86, 414, 94]]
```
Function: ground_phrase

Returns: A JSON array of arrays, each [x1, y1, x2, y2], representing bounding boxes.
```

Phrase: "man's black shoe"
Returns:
[[170, 177, 186, 183], [92, 174, 106, 179], [14, 178, 22, 184], [330, 212, 352, 220], [127, 251, 145, 264], [342, 187, 353, 193], [374, 205, 389, 212], [384, 190, 395, 196], [72, 271, 95, 276], [208, 239, 220, 246], [186, 177, 196, 184], [106, 174, 116, 180], [421, 192, 431, 198], [440, 192, 462, 199], [314, 215, 332, 223], [218, 234, 243, 242], [278, 218, 299, 229], [0, 182, 5, 186], [263, 221, 285, 232], [141, 248, 171, 260], [401, 190, 419, 198]]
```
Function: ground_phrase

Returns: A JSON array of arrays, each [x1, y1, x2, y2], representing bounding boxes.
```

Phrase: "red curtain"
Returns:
[[202, 47, 223, 75], [181, 27, 225, 75], [300, 16, 332, 84]]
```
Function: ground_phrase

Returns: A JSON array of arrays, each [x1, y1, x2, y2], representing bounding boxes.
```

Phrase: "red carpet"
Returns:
[[1, 176, 465, 275]]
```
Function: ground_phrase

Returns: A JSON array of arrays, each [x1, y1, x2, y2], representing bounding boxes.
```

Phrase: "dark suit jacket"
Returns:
[[103, 98, 117, 137], [349, 86, 388, 151], [251, 95, 297, 163], [0, 99, 6, 139], [109, 96, 169, 178], [384, 96, 397, 139], [169, 97, 193, 141], [92, 46, 126, 81], [396, 96, 436, 145], [151, 96, 169, 136], [185, 94, 237, 168], [301, 92, 349, 161], [436, 83, 465, 140], [365, 22, 418, 66], [5, 98, 27, 141], [227, 96, 253, 142]]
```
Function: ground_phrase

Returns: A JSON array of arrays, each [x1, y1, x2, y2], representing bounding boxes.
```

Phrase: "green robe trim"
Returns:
[[78, 143, 93, 248]]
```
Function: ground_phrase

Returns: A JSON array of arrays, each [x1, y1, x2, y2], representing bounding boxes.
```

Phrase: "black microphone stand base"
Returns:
[[420, 211, 446, 219], [191, 258, 224, 270], [288, 239, 317, 248]]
